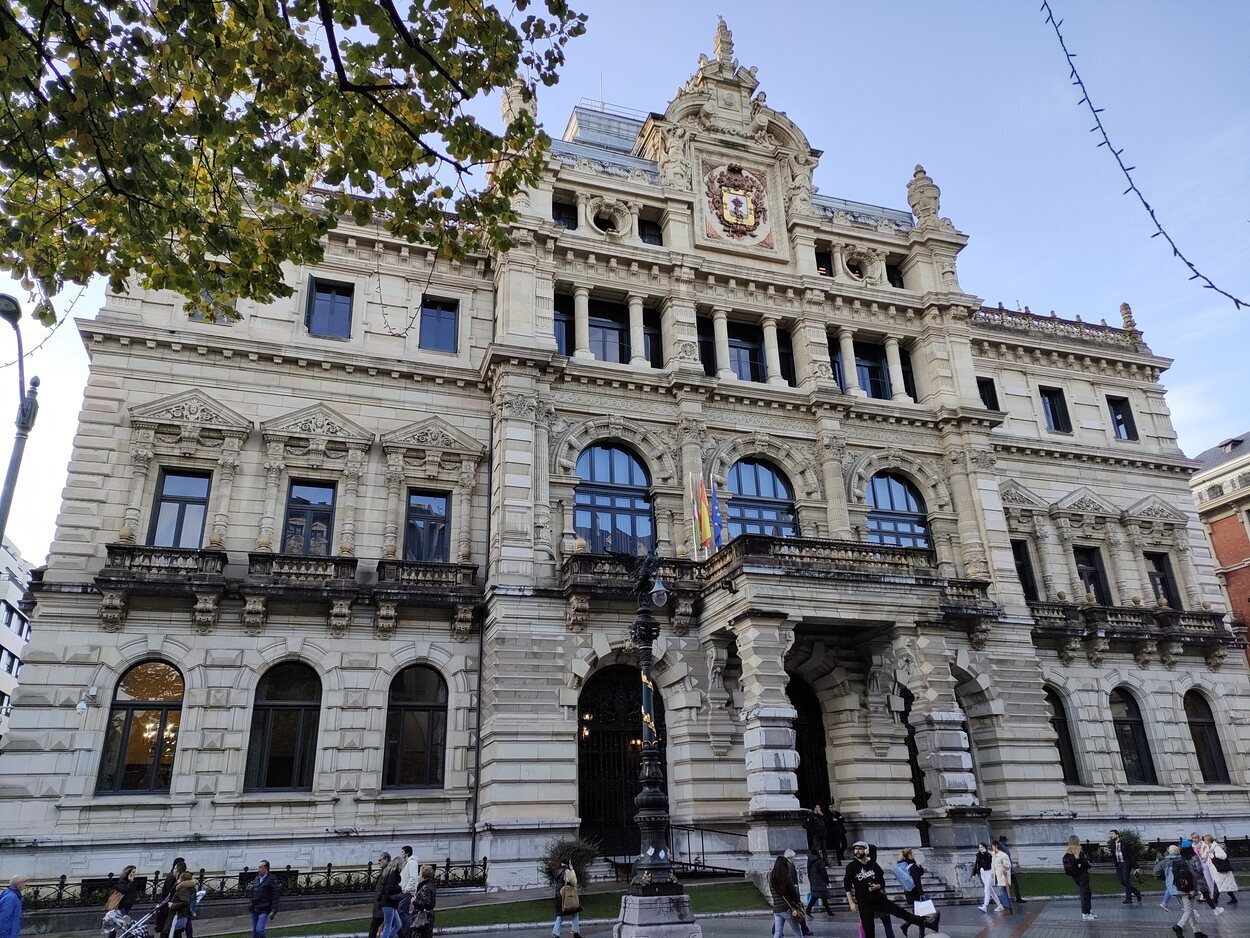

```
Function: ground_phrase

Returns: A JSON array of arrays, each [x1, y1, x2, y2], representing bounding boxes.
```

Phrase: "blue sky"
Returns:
[[0, 0, 1247, 565]]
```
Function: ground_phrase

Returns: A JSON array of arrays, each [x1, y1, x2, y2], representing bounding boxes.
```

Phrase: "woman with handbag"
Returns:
[[104, 866, 140, 938], [550, 862, 582, 938], [768, 855, 806, 938], [410, 865, 436, 938], [990, 841, 1013, 915], [1204, 836, 1238, 906]]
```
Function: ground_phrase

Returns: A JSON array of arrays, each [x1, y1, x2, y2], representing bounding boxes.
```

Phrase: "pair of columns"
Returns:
[[570, 287, 651, 367], [707, 308, 787, 387], [835, 327, 911, 402]]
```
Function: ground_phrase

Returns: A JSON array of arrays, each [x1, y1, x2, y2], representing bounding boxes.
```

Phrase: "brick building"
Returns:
[[1192, 433, 1250, 634]]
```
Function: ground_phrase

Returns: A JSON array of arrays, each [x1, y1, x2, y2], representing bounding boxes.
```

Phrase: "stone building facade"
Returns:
[[1192, 433, 1250, 635], [0, 538, 32, 741], [1, 21, 1247, 893]]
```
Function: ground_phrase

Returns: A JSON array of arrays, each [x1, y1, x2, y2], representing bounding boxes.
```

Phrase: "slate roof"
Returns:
[[1193, 432, 1250, 472]]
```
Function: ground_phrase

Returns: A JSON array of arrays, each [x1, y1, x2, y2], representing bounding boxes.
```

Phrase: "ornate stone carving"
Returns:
[[374, 600, 398, 640], [328, 599, 352, 637], [452, 603, 476, 642], [500, 78, 536, 127], [99, 590, 126, 632], [1159, 640, 1184, 669], [968, 620, 993, 651], [585, 196, 631, 239], [242, 596, 267, 635], [1083, 633, 1110, 667], [1056, 635, 1082, 666], [1204, 644, 1228, 672], [1132, 638, 1156, 669], [566, 594, 590, 633], [675, 340, 700, 363], [670, 597, 695, 637], [493, 392, 538, 419], [192, 592, 220, 634]]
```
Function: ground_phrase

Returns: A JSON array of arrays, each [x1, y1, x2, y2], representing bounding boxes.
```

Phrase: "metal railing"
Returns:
[[668, 823, 748, 875]]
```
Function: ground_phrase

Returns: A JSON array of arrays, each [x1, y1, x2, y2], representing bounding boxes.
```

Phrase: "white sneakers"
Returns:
[[1213, 906, 1225, 916], [1082, 913, 1098, 921]]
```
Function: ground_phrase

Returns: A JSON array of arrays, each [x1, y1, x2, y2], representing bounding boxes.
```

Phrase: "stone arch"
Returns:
[[846, 448, 952, 511], [708, 432, 821, 500], [97, 635, 202, 696], [552, 416, 677, 485], [241, 637, 342, 696], [370, 640, 463, 695]]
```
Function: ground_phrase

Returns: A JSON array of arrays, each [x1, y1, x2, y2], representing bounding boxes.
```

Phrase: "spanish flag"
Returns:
[[697, 477, 713, 547]]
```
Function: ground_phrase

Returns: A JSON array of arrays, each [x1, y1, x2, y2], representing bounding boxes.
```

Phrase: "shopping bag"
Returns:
[[913, 899, 937, 917]]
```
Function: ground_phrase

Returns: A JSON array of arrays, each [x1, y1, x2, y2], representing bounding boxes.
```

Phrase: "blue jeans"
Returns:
[[772, 911, 804, 937], [998, 885, 1013, 910], [380, 907, 401, 938], [552, 912, 581, 935], [250, 912, 269, 938]]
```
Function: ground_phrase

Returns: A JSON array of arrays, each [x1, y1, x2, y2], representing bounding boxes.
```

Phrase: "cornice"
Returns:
[[991, 436, 1198, 475]]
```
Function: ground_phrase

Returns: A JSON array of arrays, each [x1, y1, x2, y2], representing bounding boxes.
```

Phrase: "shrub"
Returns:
[[540, 837, 600, 887], [1114, 828, 1146, 863]]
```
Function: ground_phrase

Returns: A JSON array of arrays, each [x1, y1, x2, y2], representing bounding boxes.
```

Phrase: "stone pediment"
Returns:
[[381, 417, 485, 459], [130, 390, 252, 435], [1124, 494, 1189, 525], [261, 404, 372, 447], [1051, 487, 1119, 517], [998, 480, 1048, 512]]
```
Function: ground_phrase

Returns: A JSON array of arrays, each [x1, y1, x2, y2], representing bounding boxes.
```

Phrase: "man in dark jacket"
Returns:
[[1110, 830, 1143, 904], [826, 802, 848, 865], [367, 853, 392, 938], [249, 861, 280, 938], [153, 858, 186, 938], [844, 842, 938, 938], [804, 805, 828, 863], [997, 835, 1026, 903]]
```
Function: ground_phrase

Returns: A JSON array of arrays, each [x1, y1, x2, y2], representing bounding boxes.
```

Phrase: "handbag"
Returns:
[[1213, 855, 1232, 874], [412, 909, 431, 929], [913, 899, 937, 917], [105, 891, 124, 912]]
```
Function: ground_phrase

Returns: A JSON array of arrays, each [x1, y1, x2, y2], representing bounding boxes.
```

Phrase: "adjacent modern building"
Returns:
[[0, 538, 33, 741], [1192, 433, 1250, 636], [1, 21, 1246, 894]]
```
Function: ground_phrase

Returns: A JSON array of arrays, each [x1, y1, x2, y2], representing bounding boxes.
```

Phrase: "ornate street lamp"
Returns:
[[0, 295, 40, 548]]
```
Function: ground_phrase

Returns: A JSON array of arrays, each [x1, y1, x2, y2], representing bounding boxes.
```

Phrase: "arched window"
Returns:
[[866, 472, 930, 549], [1110, 687, 1157, 785], [574, 443, 654, 554], [384, 665, 449, 789], [245, 662, 321, 791], [1044, 687, 1081, 785], [97, 661, 184, 794], [1184, 690, 1230, 784], [726, 459, 798, 538]]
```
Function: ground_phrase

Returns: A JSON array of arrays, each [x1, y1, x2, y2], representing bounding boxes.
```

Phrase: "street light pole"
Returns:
[[0, 295, 41, 548]]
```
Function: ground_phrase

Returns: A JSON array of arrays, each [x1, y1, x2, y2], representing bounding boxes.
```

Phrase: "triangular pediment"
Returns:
[[261, 403, 372, 445], [130, 389, 252, 434], [1052, 486, 1119, 517], [997, 479, 1048, 511], [381, 417, 485, 457], [1125, 494, 1189, 525]]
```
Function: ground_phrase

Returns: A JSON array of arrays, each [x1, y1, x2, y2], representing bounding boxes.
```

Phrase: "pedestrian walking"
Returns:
[[1181, 834, 1196, 861], [368, 853, 392, 938], [1203, 835, 1238, 906], [804, 805, 828, 863], [843, 841, 938, 938], [104, 866, 141, 938], [398, 846, 418, 894], [410, 865, 436, 938], [168, 871, 198, 938], [891, 849, 925, 904], [550, 861, 581, 938], [153, 858, 186, 938], [1109, 829, 1143, 904], [1188, 849, 1222, 914], [826, 802, 848, 865], [973, 843, 1003, 912], [781, 851, 812, 936], [996, 835, 1025, 903], [769, 854, 807, 938], [378, 857, 404, 938], [248, 861, 280, 938], [0, 876, 28, 938], [804, 853, 834, 917], [1167, 846, 1208, 938], [1064, 836, 1095, 921], [989, 841, 1013, 915], [1156, 848, 1178, 911]]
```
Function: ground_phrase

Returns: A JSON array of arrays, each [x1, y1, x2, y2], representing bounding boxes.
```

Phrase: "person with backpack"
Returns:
[[1063, 836, 1095, 921], [973, 843, 1003, 912], [1167, 845, 1209, 938], [891, 849, 925, 905], [550, 860, 582, 938]]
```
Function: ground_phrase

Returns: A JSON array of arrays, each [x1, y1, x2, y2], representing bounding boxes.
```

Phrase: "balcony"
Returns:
[[96, 544, 228, 597], [560, 552, 701, 599], [374, 560, 480, 606], [701, 535, 939, 586], [245, 552, 358, 595]]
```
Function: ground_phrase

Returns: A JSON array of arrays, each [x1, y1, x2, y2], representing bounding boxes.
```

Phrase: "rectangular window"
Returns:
[[697, 316, 716, 377], [418, 298, 459, 353], [900, 347, 918, 400], [553, 293, 573, 356], [149, 469, 212, 549], [1039, 386, 1072, 433], [727, 322, 766, 383], [282, 481, 336, 556], [777, 329, 797, 387], [404, 491, 450, 563], [815, 251, 833, 277], [587, 299, 630, 363], [552, 200, 578, 230], [1073, 545, 1111, 605], [886, 263, 905, 289], [1107, 395, 1138, 441], [1144, 551, 1181, 609], [306, 280, 353, 339], [828, 336, 845, 389], [855, 343, 891, 399], [638, 219, 663, 246], [642, 310, 664, 368], [1011, 539, 1040, 602], [977, 376, 1000, 411]]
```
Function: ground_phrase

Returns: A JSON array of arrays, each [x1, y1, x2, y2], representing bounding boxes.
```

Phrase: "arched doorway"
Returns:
[[786, 674, 831, 810], [577, 664, 667, 857]]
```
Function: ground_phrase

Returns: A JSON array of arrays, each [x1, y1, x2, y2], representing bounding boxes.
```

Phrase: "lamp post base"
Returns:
[[613, 893, 703, 938]]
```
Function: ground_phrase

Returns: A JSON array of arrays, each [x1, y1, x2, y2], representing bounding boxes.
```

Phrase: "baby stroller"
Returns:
[[102, 905, 156, 938]]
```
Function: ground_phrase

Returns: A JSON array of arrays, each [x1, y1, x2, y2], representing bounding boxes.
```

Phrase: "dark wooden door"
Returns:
[[578, 664, 667, 857], [787, 674, 831, 811]]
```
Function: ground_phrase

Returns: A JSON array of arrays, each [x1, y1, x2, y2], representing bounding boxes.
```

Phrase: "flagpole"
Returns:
[[688, 472, 699, 561]]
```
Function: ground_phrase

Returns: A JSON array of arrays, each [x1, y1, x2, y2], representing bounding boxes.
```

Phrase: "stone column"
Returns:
[[817, 429, 853, 538], [338, 450, 363, 556], [831, 242, 848, 279], [761, 316, 786, 386], [1174, 536, 1202, 608], [627, 293, 648, 367], [884, 336, 912, 402], [119, 437, 155, 543], [1106, 527, 1134, 605], [382, 451, 405, 560], [208, 441, 241, 548], [1032, 515, 1060, 600], [456, 464, 476, 563], [572, 286, 592, 360], [1052, 517, 1084, 600], [837, 327, 865, 397], [256, 440, 285, 551], [711, 307, 734, 380]]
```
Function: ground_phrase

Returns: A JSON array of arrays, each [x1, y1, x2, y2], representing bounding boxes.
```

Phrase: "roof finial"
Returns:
[[1120, 301, 1137, 330], [714, 16, 735, 65]]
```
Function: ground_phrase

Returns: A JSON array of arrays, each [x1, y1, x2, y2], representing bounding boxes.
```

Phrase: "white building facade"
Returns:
[[1, 22, 1246, 893], [0, 538, 32, 741]]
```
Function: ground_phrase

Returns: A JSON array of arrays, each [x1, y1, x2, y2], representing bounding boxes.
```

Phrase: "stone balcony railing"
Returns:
[[560, 552, 702, 598], [246, 552, 358, 586], [96, 544, 228, 596], [971, 305, 1145, 351], [701, 534, 939, 585]]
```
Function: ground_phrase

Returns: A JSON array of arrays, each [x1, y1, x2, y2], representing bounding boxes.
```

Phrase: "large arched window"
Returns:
[[383, 665, 449, 789], [245, 662, 321, 791], [866, 472, 930, 548], [1044, 687, 1081, 785], [1184, 690, 1230, 784], [98, 661, 184, 794], [574, 443, 654, 554], [1110, 687, 1157, 785], [726, 459, 798, 538]]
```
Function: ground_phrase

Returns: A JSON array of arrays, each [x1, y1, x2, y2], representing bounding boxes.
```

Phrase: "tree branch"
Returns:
[[377, 0, 468, 98]]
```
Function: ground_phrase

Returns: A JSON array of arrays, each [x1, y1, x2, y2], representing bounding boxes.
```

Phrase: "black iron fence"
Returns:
[[24, 858, 488, 911]]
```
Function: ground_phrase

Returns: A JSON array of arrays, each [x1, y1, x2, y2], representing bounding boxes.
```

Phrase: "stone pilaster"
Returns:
[[761, 315, 785, 387], [256, 440, 285, 551], [119, 434, 155, 543], [208, 440, 240, 548], [382, 452, 404, 560]]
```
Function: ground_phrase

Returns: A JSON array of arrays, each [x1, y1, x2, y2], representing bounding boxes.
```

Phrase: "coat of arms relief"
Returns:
[[700, 159, 775, 251]]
